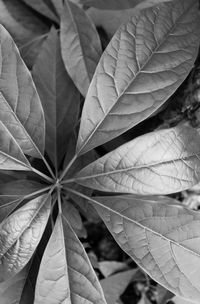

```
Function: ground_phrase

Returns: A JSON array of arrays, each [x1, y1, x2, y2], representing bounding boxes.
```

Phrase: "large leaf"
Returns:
[[75, 126, 200, 195], [91, 195, 200, 303], [0, 263, 30, 304], [34, 214, 106, 303], [60, 0, 102, 97], [0, 121, 31, 171], [87, 0, 172, 39], [0, 180, 43, 196], [77, 0, 200, 155], [21, 0, 58, 23], [0, 194, 51, 282], [0, 25, 45, 158], [32, 27, 80, 171]]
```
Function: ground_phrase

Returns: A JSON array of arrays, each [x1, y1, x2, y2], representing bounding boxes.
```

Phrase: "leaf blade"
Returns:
[[75, 126, 200, 195], [0, 25, 45, 158], [77, 0, 200, 155], [60, 0, 102, 96], [92, 195, 200, 303], [0, 194, 51, 282]]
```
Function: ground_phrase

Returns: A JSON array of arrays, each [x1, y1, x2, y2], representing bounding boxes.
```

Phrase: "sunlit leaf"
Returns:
[[0, 25, 45, 158], [60, 0, 102, 96], [0, 194, 51, 282], [91, 195, 200, 303], [32, 27, 80, 171], [77, 0, 200, 155], [34, 214, 106, 303], [75, 126, 200, 195]]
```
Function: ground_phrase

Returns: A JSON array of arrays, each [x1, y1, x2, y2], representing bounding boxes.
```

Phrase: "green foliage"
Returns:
[[0, 0, 200, 303]]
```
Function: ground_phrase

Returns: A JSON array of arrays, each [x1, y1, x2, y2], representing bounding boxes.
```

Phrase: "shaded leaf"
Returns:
[[0, 180, 44, 196], [100, 268, 141, 304], [0, 25, 45, 158], [80, 0, 142, 9], [92, 195, 200, 302], [21, 0, 58, 23], [138, 294, 152, 304], [0, 121, 31, 171], [77, 0, 200, 155], [75, 126, 200, 195], [60, 0, 102, 96], [0, 263, 30, 304], [0, 194, 51, 282], [32, 27, 80, 170], [34, 214, 106, 303], [0, 198, 23, 223], [156, 285, 173, 304]]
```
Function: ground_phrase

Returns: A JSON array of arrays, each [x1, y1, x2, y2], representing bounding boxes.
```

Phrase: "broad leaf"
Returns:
[[0, 25, 45, 158], [62, 199, 84, 237], [92, 195, 200, 303], [75, 126, 200, 195], [0, 198, 23, 223], [0, 263, 30, 304], [0, 194, 51, 282], [172, 296, 195, 304], [60, 0, 102, 97], [80, 0, 142, 10], [21, 0, 58, 23], [87, 0, 172, 39], [34, 214, 106, 303], [0, 121, 31, 171], [77, 0, 200, 155], [101, 269, 140, 304], [32, 27, 80, 171], [0, 180, 44, 196]]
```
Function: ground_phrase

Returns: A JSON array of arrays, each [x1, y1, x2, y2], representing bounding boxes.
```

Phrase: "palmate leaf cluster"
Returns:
[[0, 0, 200, 303]]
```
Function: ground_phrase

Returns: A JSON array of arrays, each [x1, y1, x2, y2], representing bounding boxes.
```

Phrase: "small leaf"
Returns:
[[156, 285, 173, 304], [100, 269, 140, 304], [32, 27, 80, 170], [21, 0, 58, 22], [0, 194, 51, 282], [92, 195, 200, 303], [75, 126, 200, 195], [77, 0, 200, 155], [34, 214, 106, 303], [60, 0, 102, 96], [0, 25, 45, 158], [0, 263, 30, 304], [99, 261, 129, 278], [0, 121, 31, 171]]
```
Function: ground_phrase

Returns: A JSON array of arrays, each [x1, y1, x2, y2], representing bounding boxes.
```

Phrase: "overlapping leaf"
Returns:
[[77, 0, 200, 155], [0, 194, 51, 282], [80, 0, 142, 10], [91, 195, 200, 303], [60, 0, 102, 97], [34, 214, 106, 303], [75, 126, 200, 195], [0, 25, 45, 158], [32, 27, 80, 171], [21, 0, 58, 22]]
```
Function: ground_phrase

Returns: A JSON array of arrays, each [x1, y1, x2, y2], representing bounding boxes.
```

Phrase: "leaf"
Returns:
[[156, 285, 173, 304], [80, 0, 142, 10], [0, 180, 44, 196], [91, 194, 200, 303], [0, 263, 30, 304], [60, 0, 102, 97], [0, 121, 31, 171], [34, 214, 107, 303], [0, 194, 51, 282], [0, 25, 45, 158], [75, 126, 200, 195], [87, 0, 172, 39], [138, 294, 152, 304], [77, 0, 200, 155], [100, 269, 140, 304], [172, 296, 196, 304], [0, 0, 48, 68], [32, 27, 80, 170], [21, 0, 58, 23]]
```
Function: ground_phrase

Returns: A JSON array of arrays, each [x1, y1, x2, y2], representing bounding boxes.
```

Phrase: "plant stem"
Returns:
[[41, 155, 56, 180], [24, 185, 53, 200], [57, 188, 62, 214], [60, 178, 76, 185], [31, 167, 54, 183], [58, 154, 78, 182]]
